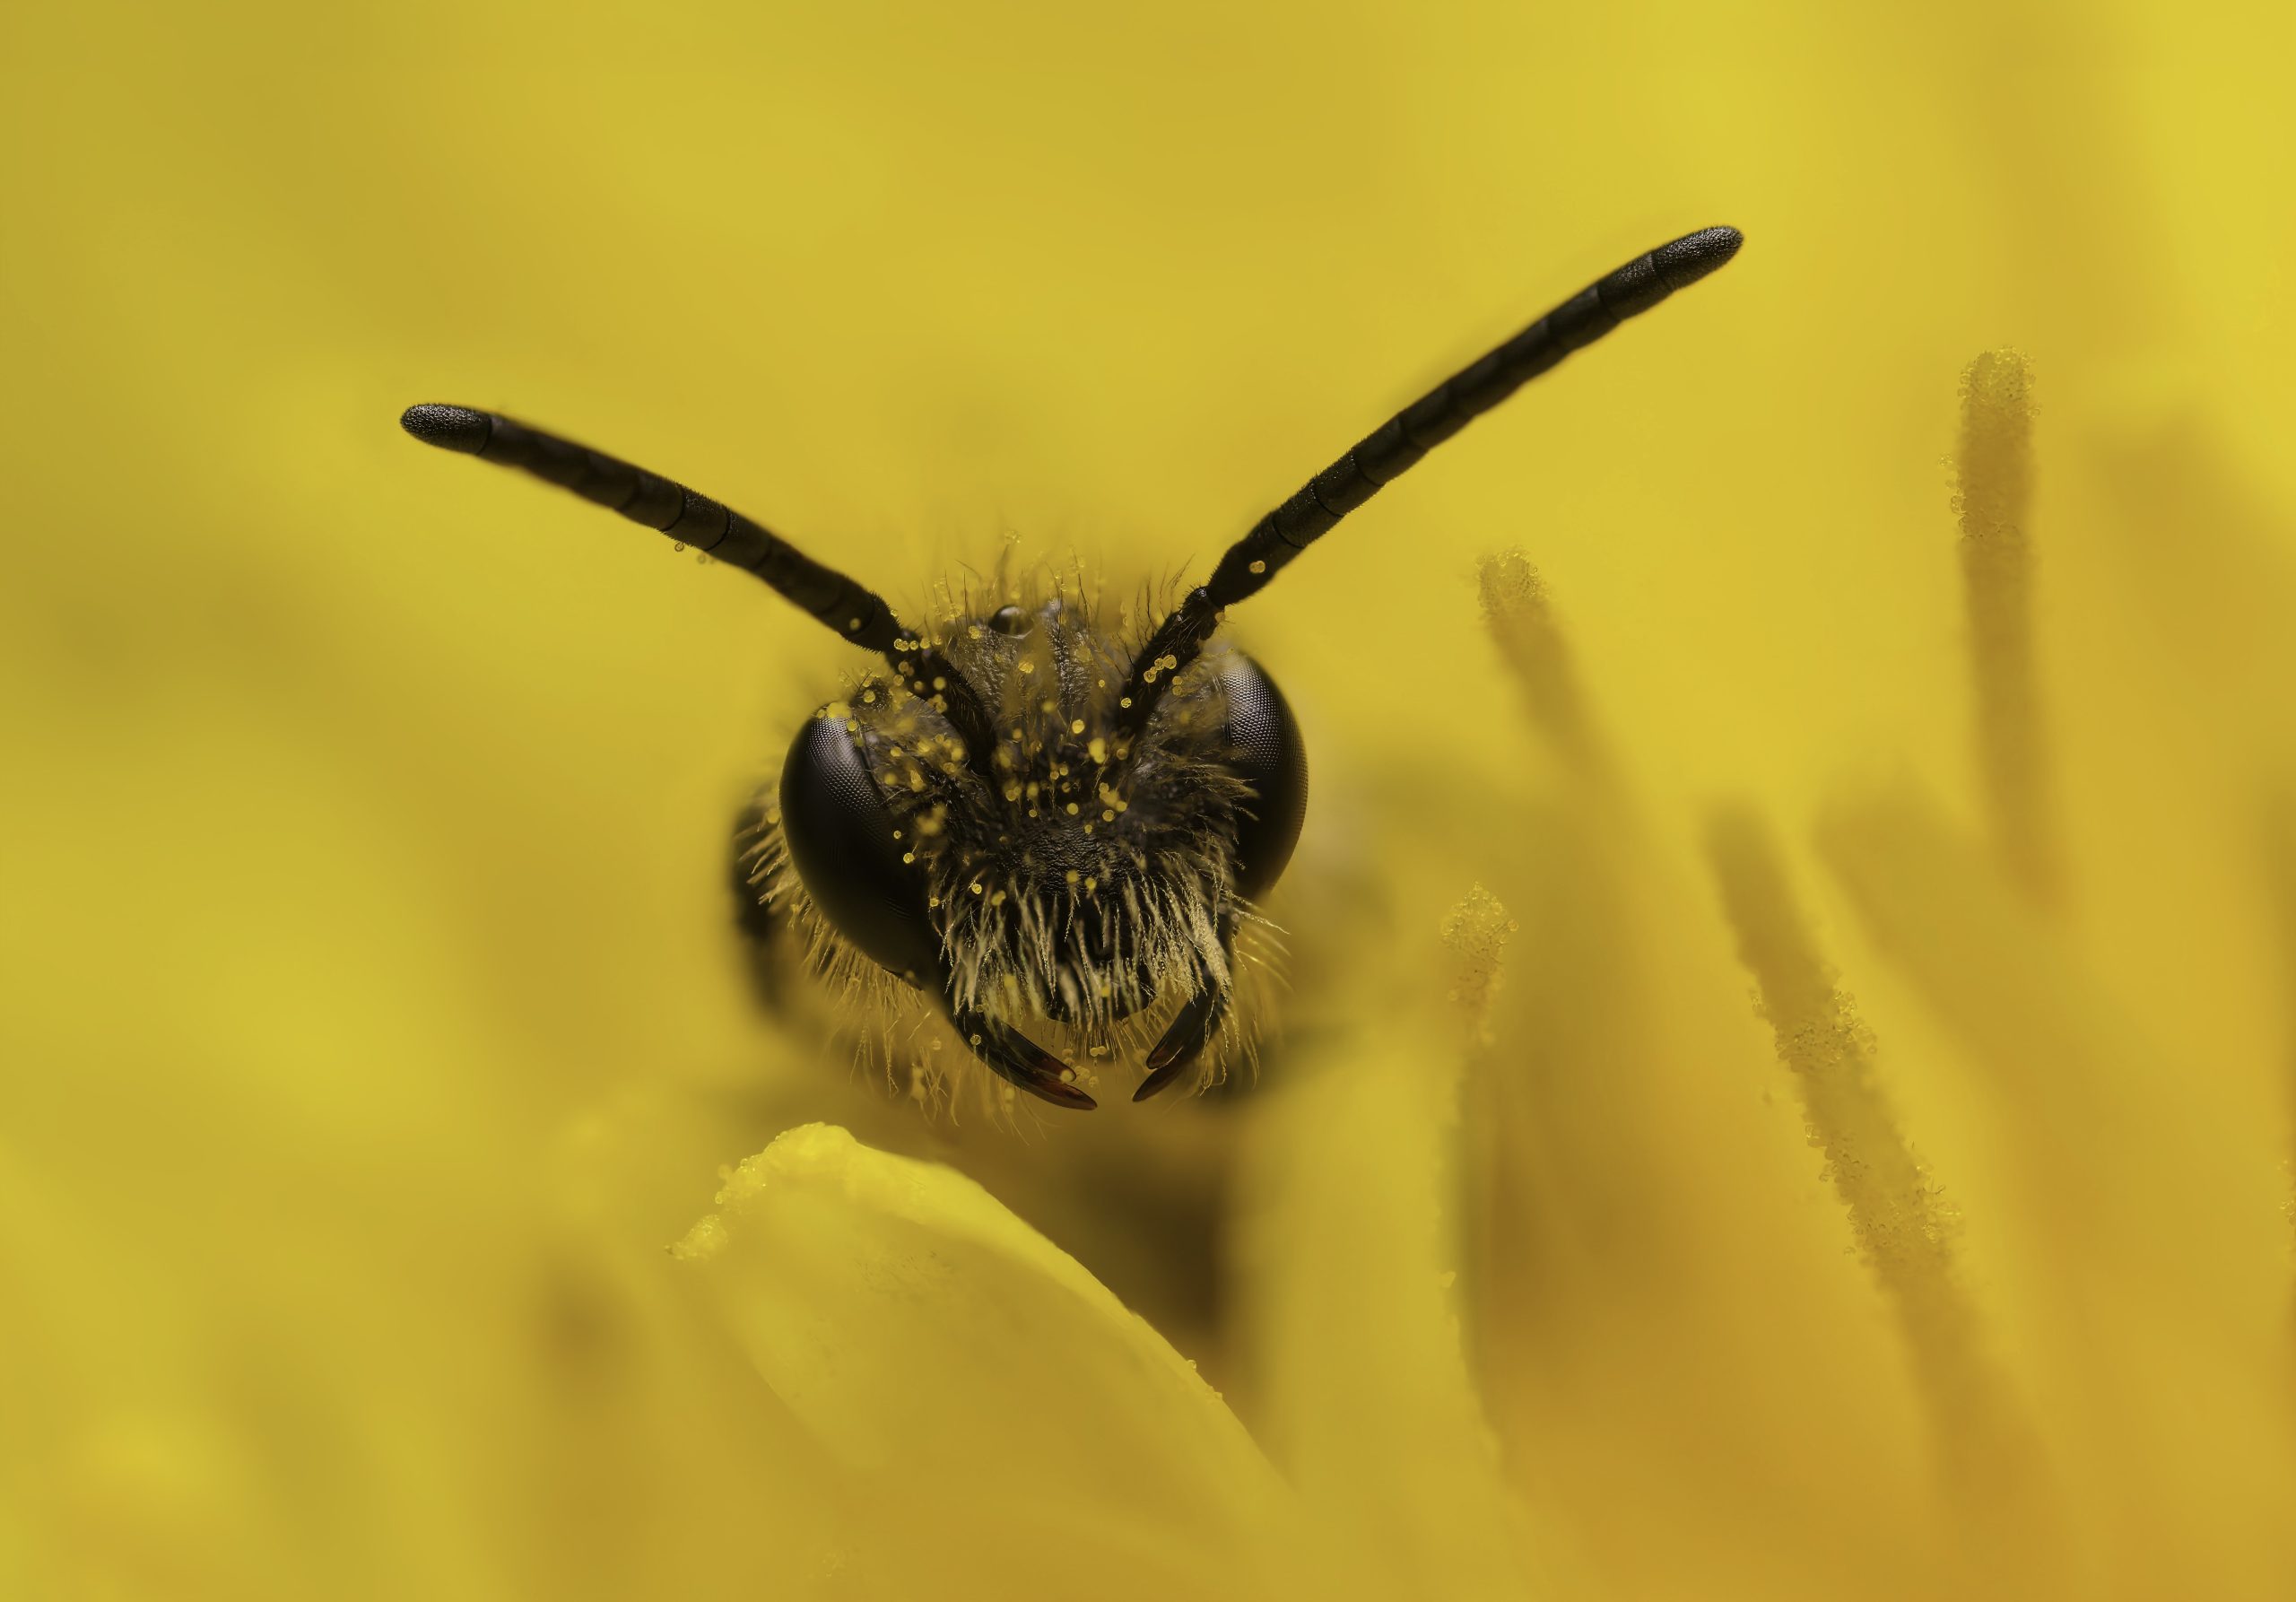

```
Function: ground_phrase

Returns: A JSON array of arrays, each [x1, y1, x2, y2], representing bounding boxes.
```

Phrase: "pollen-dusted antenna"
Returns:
[[398, 404, 998, 766], [1112, 224, 1744, 740]]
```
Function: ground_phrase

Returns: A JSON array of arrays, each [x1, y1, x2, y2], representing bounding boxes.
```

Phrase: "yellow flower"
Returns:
[[5, 0, 2296, 1598]]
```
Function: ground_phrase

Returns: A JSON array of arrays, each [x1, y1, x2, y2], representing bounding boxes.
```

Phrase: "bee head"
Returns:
[[775, 585, 1307, 1092], [400, 224, 1740, 1108]]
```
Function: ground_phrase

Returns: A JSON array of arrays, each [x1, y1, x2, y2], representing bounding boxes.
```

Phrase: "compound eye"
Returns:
[[778, 713, 942, 985], [1217, 654, 1309, 903]]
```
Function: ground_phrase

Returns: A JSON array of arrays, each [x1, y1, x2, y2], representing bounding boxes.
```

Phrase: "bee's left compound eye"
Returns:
[[1217, 654, 1309, 903], [778, 713, 940, 986]]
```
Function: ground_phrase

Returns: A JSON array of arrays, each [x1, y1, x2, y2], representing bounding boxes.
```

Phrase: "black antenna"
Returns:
[[399, 404, 998, 766], [1112, 225, 1744, 741]]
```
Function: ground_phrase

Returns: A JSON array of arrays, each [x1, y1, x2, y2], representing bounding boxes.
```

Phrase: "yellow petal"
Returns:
[[675, 1123, 1295, 1598], [1235, 1019, 1531, 1595]]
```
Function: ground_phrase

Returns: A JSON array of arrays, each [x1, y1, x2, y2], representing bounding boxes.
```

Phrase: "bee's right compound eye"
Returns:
[[778, 712, 941, 986]]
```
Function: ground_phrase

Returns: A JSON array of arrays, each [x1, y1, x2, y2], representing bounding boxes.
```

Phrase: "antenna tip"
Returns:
[[1653, 225, 1744, 290], [399, 403, 492, 454]]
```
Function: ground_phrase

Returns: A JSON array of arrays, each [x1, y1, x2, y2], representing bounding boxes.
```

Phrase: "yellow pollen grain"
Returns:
[[1120, 696, 1134, 708], [1087, 737, 1108, 763], [861, 690, 876, 703], [1083, 876, 1097, 892], [1018, 660, 1036, 675], [932, 676, 947, 691], [1065, 870, 1080, 884], [1101, 810, 1115, 821], [1249, 560, 1266, 574], [1065, 802, 1080, 815], [1070, 718, 1086, 735], [970, 882, 983, 894]]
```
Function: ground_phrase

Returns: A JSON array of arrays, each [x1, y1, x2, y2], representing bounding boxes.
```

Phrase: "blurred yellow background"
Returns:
[[4, 0, 2294, 1597]]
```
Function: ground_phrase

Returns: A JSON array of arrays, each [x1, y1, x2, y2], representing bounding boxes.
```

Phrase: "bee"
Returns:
[[401, 224, 1741, 1110]]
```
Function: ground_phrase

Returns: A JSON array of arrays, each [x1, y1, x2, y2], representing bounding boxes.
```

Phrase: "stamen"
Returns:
[[1954, 351, 2056, 904]]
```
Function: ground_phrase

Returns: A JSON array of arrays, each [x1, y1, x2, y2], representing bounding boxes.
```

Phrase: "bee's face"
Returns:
[[769, 588, 1307, 1102], [403, 223, 1736, 1110]]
